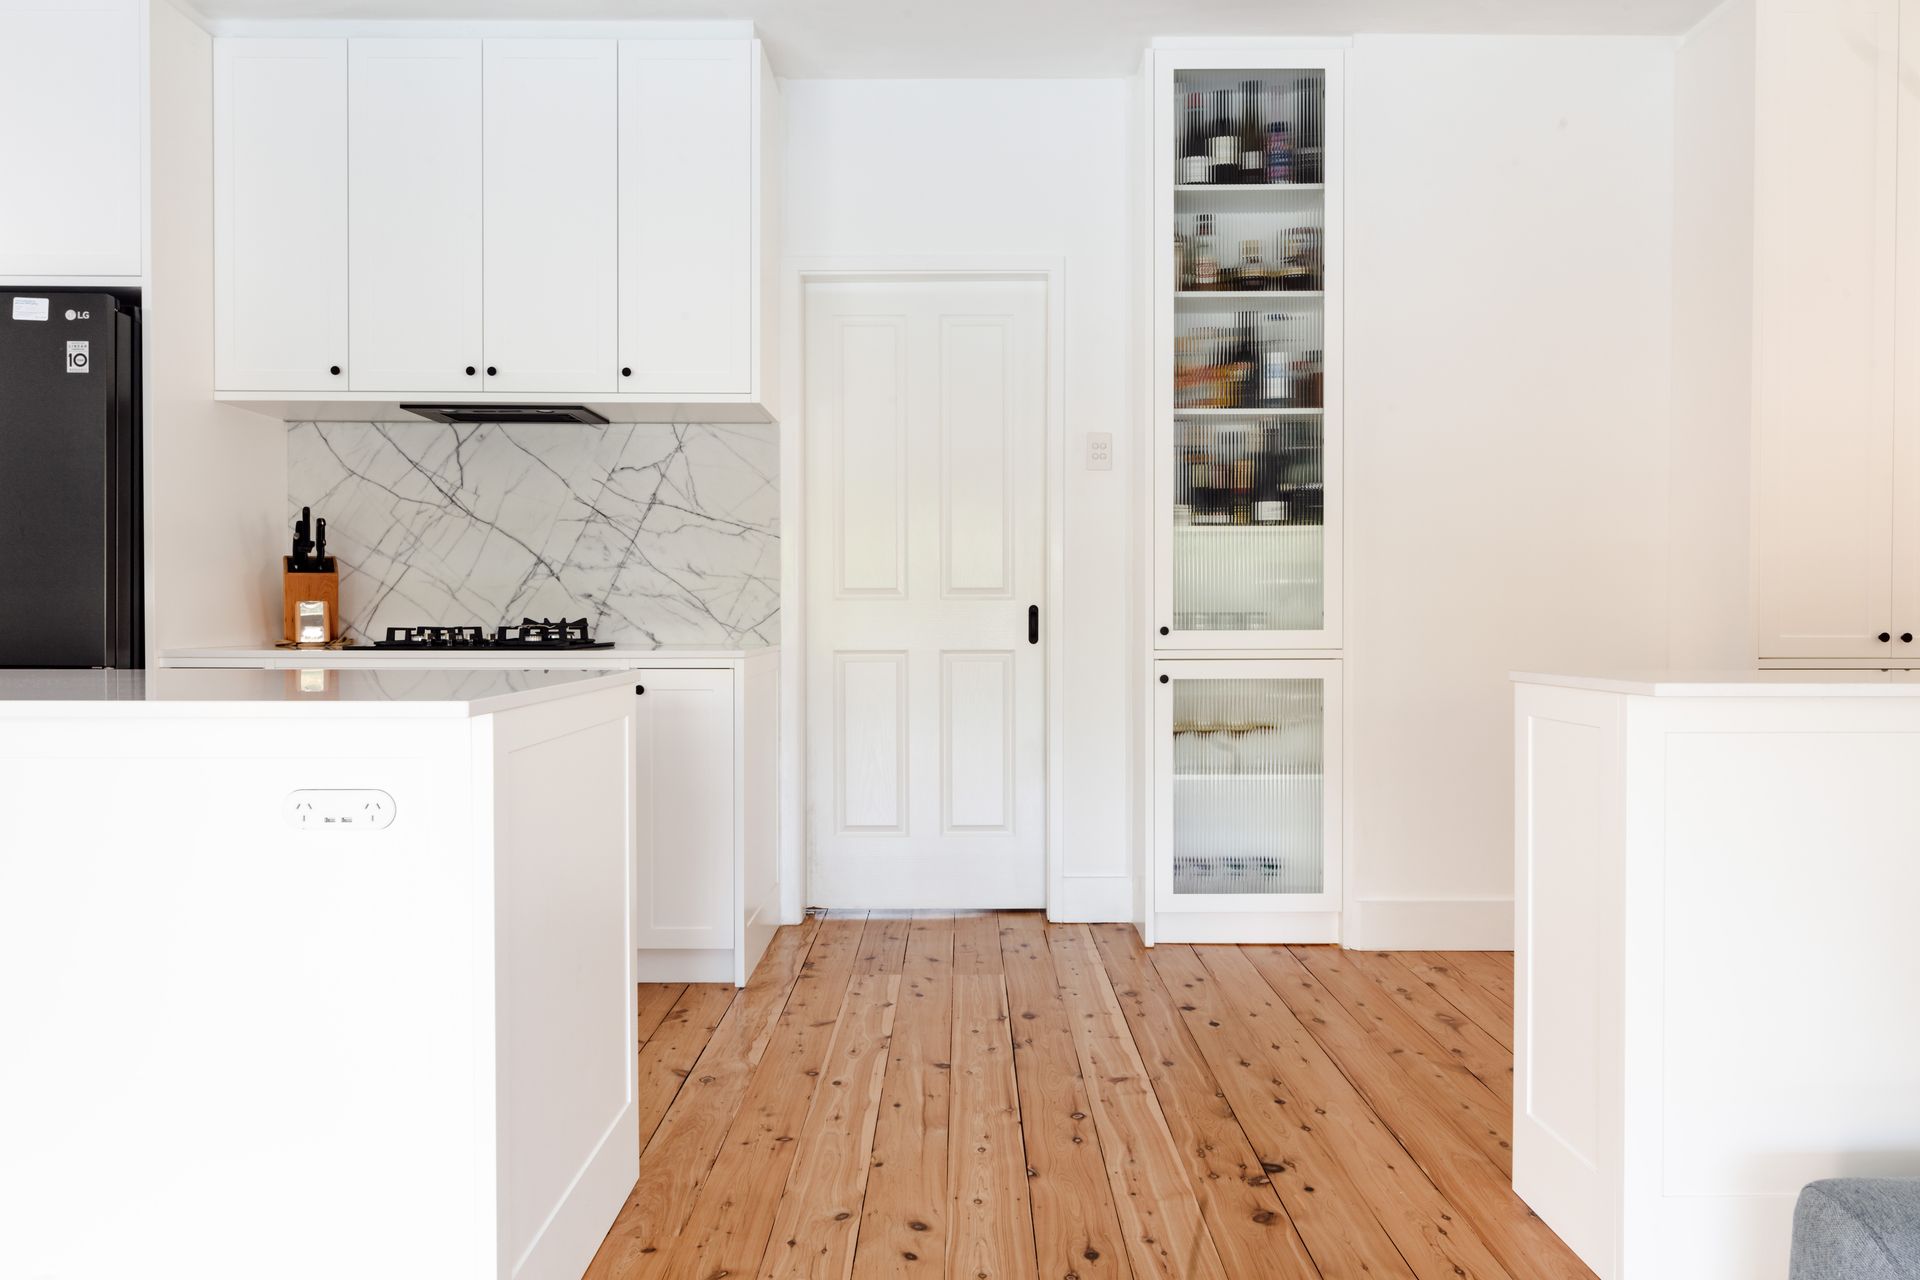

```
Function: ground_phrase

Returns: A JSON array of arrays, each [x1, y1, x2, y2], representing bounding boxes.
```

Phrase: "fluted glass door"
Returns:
[[1154, 659, 1340, 910], [1158, 61, 1339, 648]]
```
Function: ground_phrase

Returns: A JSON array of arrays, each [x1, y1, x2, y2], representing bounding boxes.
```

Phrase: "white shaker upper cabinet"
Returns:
[[1753, 0, 1899, 660], [214, 39, 349, 392], [482, 39, 618, 394], [0, 0, 142, 278], [347, 39, 483, 393], [618, 40, 755, 395]]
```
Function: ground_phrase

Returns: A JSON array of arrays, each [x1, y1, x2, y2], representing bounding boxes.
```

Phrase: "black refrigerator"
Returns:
[[0, 291, 142, 668]]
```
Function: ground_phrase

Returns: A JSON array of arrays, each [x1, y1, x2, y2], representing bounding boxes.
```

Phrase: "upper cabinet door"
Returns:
[[1892, 0, 1920, 653], [0, 0, 141, 277], [618, 40, 755, 395], [1754, 0, 1899, 659], [214, 39, 349, 392], [482, 39, 618, 394], [348, 40, 483, 393]]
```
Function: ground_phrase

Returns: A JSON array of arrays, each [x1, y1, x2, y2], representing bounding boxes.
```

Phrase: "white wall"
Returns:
[[781, 78, 1136, 920], [1343, 36, 1678, 947], [1669, 0, 1755, 669], [146, 0, 286, 657]]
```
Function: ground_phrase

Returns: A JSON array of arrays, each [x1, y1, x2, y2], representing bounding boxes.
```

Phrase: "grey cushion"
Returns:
[[1792, 1179, 1920, 1279]]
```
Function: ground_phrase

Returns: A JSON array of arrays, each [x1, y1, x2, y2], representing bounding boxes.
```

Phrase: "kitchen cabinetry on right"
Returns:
[[1754, 0, 1920, 661]]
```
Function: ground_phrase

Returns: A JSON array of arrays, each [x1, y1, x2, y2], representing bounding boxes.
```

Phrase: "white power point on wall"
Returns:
[[1085, 432, 1113, 471], [284, 789, 397, 830]]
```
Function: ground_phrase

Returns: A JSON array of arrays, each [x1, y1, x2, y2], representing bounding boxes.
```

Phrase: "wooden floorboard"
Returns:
[[1396, 952, 1514, 1051], [586, 926, 1585, 1280], [996, 911, 1132, 1280], [852, 912, 956, 1280]]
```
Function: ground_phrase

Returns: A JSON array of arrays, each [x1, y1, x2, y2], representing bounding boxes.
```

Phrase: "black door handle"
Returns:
[[634, 684, 645, 695], [1904, 634, 1914, 644], [1027, 604, 1039, 645], [1880, 632, 1893, 643]]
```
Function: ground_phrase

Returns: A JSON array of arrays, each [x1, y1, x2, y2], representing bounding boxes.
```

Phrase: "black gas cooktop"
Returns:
[[350, 618, 613, 651]]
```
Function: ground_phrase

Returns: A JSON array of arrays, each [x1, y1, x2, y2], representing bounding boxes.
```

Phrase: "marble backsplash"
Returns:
[[287, 421, 778, 647]]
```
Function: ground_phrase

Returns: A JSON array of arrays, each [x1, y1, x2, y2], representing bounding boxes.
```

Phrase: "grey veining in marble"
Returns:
[[288, 421, 778, 647]]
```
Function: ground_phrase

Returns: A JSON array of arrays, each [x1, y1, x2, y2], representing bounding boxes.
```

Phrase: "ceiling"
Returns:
[[187, 0, 1728, 77]]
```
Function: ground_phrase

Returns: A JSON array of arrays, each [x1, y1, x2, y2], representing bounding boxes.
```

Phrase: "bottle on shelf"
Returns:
[[1207, 89, 1238, 184], [1259, 313, 1294, 408], [1267, 120, 1293, 183], [1180, 91, 1210, 185], [1232, 238, 1269, 291], [1239, 80, 1267, 184], [1188, 214, 1220, 291], [1279, 226, 1322, 291], [1254, 422, 1290, 525]]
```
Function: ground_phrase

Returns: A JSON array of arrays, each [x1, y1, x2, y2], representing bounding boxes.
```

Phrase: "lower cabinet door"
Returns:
[[633, 668, 736, 950], [1153, 658, 1341, 915]]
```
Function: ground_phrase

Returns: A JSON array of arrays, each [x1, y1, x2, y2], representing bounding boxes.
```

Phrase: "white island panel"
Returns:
[[0, 669, 637, 1280], [1515, 673, 1920, 1280]]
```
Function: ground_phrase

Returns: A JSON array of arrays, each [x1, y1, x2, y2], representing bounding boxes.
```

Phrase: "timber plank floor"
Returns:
[[585, 911, 1591, 1280]]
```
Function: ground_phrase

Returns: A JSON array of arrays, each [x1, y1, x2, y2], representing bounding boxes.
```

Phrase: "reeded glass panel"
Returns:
[[1169, 68, 1328, 634], [1170, 677, 1323, 895], [1171, 415, 1323, 631]]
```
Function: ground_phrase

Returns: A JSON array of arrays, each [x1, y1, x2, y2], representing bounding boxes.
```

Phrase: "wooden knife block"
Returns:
[[283, 558, 341, 644]]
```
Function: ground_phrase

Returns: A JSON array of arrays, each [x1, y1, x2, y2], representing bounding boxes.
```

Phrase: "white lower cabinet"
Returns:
[[1151, 658, 1341, 943], [633, 668, 734, 952]]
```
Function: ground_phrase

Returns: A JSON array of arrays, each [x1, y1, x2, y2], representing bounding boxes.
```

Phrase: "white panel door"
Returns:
[[805, 279, 1047, 908], [214, 38, 349, 392], [632, 669, 736, 950], [0, 0, 141, 277], [481, 38, 617, 394], [348, 39, 483, 392], [1754, 0, 1899, 658], [617, 39, 754, 394]]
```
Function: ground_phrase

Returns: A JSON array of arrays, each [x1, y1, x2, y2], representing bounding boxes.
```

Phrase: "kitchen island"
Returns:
[[0, 667, 640, 1280], [1512, 670, 1920, 1280]]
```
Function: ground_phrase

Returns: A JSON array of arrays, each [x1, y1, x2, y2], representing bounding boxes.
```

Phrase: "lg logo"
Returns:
[[63, 308, 90, 321]]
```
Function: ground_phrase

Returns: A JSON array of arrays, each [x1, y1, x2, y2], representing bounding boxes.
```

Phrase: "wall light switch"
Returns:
[[1086, 432, 1113, 471], [284, 789, 397, 831]]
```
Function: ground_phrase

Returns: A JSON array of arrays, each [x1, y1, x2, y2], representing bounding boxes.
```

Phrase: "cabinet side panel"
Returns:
[[1514, 683, 1622, 1278], [492, 687, 637, 1279]]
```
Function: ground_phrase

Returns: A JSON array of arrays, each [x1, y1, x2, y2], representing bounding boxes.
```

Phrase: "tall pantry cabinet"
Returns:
[[1753, 0, 1920, 662], [1144, 45, 1344, 944]]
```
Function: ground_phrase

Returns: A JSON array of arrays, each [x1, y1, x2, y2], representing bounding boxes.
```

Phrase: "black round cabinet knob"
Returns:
[[621, 366, 633, 377], [1159, 626, 1170, 636], [1880, 632, 1893, 642], [1904, 633, 1914, 644], [465, 365, 476, 376], [486, 366, 497, 376], [1159, 674, 1170, 684], [329, 365, 341, 376]]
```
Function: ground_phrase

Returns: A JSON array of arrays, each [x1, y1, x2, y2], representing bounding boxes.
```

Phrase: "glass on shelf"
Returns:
[[1169, 416, 1323, 632], [1173, 71, 1325, 187], [1170, 677, 1324, 895]]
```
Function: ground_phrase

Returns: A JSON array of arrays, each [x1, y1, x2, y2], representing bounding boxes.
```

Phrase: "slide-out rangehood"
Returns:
[[399, 404, 609, 426]]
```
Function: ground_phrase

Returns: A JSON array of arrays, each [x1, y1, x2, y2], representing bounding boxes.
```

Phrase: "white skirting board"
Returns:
[[1048, 874, 1134, 923], [1342, 896, 1514, 951]]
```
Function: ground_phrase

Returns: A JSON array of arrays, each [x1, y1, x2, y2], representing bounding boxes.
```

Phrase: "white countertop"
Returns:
[[162, 644, 773, 668], [1512, 668, 1920, 696], [0, 667, 641, 717]]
